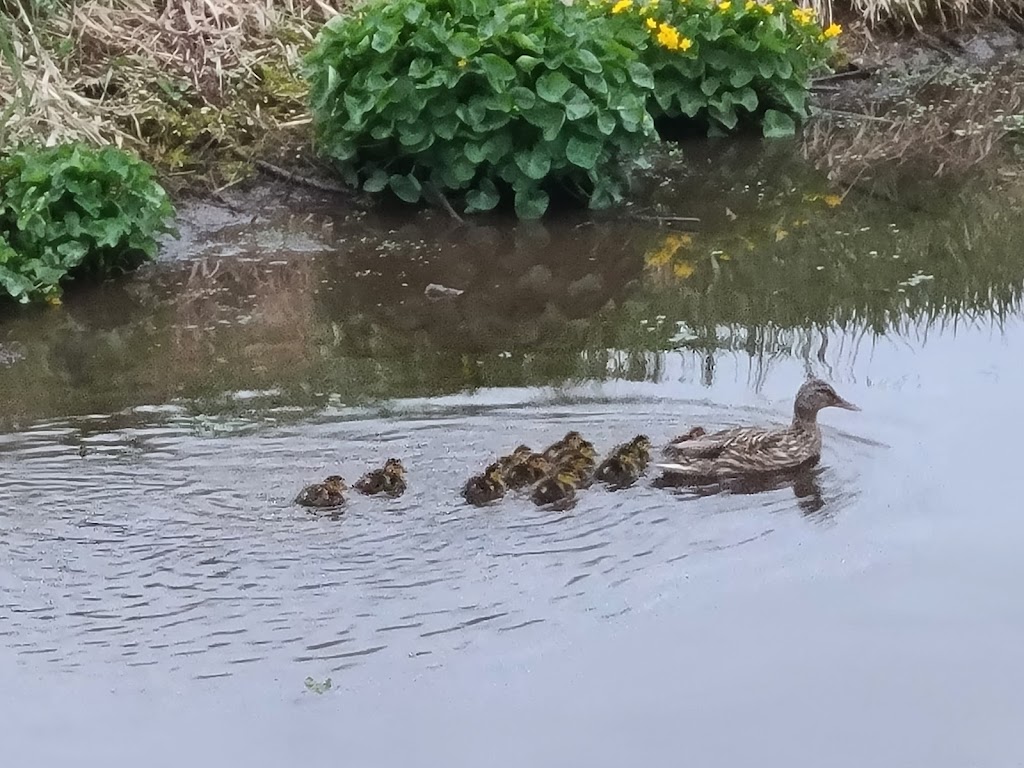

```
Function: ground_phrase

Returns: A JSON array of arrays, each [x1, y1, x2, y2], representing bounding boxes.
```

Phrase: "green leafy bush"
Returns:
[[0, 143, 176, 303], [305, 0, 658, 218], [604, 0, 838, 137]]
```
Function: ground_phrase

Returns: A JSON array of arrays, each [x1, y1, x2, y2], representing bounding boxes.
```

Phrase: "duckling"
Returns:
[[550, 447, 597, 486], [531, 468, 581, 507], [463, 462, 507, 506], [504, 453, 553, 489], [295, 475, 347, 508], [497, 444, 533, 473], [542, 430, 595, 462], [595, 434, 653, 488], [354, 458, 407, 497]]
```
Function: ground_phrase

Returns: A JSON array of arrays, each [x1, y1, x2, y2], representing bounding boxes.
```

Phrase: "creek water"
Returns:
[[2, 141, 1023, 766]]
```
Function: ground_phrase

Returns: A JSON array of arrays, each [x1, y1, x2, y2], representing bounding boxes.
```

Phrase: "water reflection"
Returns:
[[656, 465, 827, 518], [1, 145, 1020, 426]]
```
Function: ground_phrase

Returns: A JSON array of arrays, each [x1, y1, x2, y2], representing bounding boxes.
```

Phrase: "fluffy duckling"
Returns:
[[354, 458, 407, 497], [463, 462, 507, 506], [595, 434, 653, 488], [497, 444, 533, 473], [541, 430, 595, 462], [530, 467, 582, 507], [295, 475, 347, 508], [504, 453, 553, 490], [531, 450, 594, 507], [549, 446, 597, 486]]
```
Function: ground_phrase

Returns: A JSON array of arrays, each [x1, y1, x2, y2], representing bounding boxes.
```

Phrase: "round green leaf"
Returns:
[[627, 62, 654, 90], [465, 179, 501, 213], [536, 70, 572, 102], [763, 109, 796, 138], [363, 169, 388, 193], [389, 173, 423, 203], [480, 54, 517, 88], [447, 33, 481, 58], [566, 137, 601, 170], [514, 188, 549, 219]]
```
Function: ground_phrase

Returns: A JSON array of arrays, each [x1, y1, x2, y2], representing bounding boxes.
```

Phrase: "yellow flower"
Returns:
[[791, 7, 814, 23], [679, 36, 693, 51], [645, 16, 657, 28], [457, 58, 468, 68], [823, 22, 842, 38], [823, 193, 843, 207], [763, 3, 774, 12], [718, 0, 731, 9], [655, 21, 681, 50], [611, 0, 632, 13], [745, 0, 756, 7]]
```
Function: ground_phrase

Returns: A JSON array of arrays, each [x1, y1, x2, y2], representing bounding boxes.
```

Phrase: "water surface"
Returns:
[[2, 142, 1023, 766]]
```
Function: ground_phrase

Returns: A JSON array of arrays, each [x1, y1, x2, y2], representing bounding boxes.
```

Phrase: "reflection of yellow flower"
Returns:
[[718, 1, 731, 9], [611, 0, 632, 13], [823, 193, 843, 207], [645, 16, 657, 28], [823, 22, 842, 38], [645, 233, 693, 268], [673, 261, 695, 279]]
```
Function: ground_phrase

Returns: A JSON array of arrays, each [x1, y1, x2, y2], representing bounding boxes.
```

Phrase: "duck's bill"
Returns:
[[835, 397, 860, 411]]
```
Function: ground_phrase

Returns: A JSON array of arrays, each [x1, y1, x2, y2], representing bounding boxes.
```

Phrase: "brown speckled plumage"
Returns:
[[657, 379, 858, 479]]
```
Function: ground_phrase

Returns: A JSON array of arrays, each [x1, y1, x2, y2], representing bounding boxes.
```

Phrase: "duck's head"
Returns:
[[511, 444, 533, 459], [484, 462, 505, 482], [324, 475, 348, 490], [383, 458, 405, 477], [795, 378, 859, 420]]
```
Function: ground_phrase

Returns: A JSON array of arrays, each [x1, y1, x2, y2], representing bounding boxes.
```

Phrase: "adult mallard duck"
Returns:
[[463, 462, 507, 506], [295, 475, 347, 508], [354, 458, 407, 497], [595, 434, 653, 488], [656, 378, 859, 480]]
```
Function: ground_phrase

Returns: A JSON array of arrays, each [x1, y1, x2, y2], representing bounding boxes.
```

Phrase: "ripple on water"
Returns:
[[0, 397, 872, 678]]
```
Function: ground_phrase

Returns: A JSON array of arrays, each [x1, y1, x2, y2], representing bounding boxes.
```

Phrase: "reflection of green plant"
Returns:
[[605, 0, 836, 137], [0, 143, 176, 303], [305, 0, 656, 218]]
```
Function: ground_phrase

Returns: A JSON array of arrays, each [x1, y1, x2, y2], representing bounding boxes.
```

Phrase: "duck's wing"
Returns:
[[663, 426, 780, 461]]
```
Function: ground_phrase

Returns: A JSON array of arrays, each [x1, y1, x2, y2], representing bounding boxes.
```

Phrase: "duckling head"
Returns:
[[324, 475, 348, 490], [628, 434, 652, 453], [383, 458, 406, 477]]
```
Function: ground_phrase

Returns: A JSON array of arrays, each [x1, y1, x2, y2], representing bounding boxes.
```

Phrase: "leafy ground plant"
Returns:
[[305, 0, 659, 218], [604, 0, 838, 137], [0, 143, 176, 303]]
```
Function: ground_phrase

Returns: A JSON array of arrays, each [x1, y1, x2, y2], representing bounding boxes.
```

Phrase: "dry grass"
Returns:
[[0, 0, 348, 180], [807, 0, 1024, 28]]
